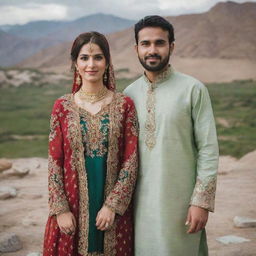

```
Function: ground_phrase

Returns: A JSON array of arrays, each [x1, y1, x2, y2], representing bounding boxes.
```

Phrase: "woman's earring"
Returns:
[[76, 70, 81, 85], [103, 72, 108, 84], [103, 67, 108, 84]]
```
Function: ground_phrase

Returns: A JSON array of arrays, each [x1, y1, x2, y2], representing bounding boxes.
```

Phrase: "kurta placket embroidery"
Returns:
[[144, 66, 172, 150], [124, 66, 219, 256], [145, 82, 156, 150]]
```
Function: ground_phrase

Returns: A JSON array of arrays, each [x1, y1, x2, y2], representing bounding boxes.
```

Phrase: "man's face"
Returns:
[[136, 27, 174, 72]]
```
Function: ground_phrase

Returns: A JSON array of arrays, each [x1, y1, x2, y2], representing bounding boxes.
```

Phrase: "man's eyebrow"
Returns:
[[139, 40, 150, 43], [139, 39, 167, 43], [155, 39, 167, 44]]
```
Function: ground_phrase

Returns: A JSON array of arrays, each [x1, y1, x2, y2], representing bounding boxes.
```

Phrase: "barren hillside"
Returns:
[[18, 1, 256, 82]]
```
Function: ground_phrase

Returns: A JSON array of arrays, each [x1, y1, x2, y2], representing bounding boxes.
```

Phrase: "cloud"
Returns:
[[0, 0, 255, 25], [0, 3, 68, 25]]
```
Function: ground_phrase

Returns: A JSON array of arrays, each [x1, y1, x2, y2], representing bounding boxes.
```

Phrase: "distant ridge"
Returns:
[[12, 2, 256, 82], [0, 13, 135, 67]]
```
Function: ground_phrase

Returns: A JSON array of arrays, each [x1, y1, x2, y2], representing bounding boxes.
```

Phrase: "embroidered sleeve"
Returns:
[[104, 98, 138, 215], [190, 84, 219, 212], [190, 176, 217, 212], [48, 100, 69, 216]]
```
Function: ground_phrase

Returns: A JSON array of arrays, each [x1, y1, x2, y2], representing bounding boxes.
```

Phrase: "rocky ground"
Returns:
[[0, 69, 71, 88], [0, 152, 255, 256]]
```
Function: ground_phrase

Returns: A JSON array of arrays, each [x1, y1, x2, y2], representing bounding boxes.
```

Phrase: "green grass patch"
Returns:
[[206, 80, 256, 157], [0, 78, 255, 158]]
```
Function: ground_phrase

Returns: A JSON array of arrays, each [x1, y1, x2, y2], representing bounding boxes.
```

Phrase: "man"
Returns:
[[124, 15, 219, 255]]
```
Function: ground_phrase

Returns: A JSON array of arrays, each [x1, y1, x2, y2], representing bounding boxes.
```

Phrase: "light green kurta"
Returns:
[[124, 67, 219, 256]]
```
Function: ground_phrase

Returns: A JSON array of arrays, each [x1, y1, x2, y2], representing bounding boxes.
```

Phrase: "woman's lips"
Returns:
[[85, 70, 98, 75]]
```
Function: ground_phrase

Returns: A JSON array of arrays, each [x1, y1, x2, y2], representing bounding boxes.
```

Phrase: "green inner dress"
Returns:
[[80, 107, 110, 253]]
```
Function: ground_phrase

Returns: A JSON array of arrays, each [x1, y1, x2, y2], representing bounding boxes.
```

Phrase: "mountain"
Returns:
[[0, 14, 135, 67], [46, 13, 136, 42], [17, 2, 256, 82], [5, 13, 135, 42], [110, 1, 256, 60], [0, 29, 64, 67], [166, 1, 256, 59], [5, 20, 69, 40]]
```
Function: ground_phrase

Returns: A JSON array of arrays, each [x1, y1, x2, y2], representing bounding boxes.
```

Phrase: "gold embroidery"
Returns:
[[49, 114, 60, 142], [190, 176, 217, 212], [104, 150, 137, 215], [61, 94, 89, 255], [57, 93, 135, 255], [144, 66, 173, 150], [80, 108, 109, 158], [48, 155, 69, 216], [145, 85, 156, 150], [104, 92, 125, 255], [126, 105, 139, 138]]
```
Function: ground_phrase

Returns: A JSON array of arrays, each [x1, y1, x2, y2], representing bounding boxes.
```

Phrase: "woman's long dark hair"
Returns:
[[71, 31, 115, 93]]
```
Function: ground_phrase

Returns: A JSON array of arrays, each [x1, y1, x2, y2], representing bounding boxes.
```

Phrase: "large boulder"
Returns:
[[218, 156, 238, 174], [233, 216, 256, 228], [11, 165, 30, 177], [216, 235, 251, 244], [0, 159, 12, 172], [27, 252, 42, 256], [0, 233, 22, 252], [0, 186, 17, 200]]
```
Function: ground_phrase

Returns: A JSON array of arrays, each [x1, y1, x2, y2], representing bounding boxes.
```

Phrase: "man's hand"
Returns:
[[56, 211, 76, 235], [96, 205, 115, 231], [186, 205, 209, 234]]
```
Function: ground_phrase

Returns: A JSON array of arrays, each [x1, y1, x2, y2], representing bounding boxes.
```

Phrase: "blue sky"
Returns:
[[0, 0, 254, 25]]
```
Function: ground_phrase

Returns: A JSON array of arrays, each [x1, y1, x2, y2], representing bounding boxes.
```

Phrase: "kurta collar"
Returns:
[[143, 65, 173, 90]]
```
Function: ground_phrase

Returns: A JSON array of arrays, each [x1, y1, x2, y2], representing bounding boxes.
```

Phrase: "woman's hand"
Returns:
[[96, 205, 115, 231], [186, 205, 209, 234], [56, 211, 76, 235]]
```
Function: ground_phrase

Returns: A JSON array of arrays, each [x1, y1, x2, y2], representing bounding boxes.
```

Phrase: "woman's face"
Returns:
[[76, 42, 107, 85]]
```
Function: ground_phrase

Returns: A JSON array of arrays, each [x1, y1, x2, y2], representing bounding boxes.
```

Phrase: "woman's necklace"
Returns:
[[78, 86, 109, 103]]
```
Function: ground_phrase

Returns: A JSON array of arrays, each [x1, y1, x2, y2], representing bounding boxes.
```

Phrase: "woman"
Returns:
[[43, 32, 138, 256]]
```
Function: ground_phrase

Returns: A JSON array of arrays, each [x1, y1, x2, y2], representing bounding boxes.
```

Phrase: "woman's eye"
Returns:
[[95, 55, 103, 60], [81, 56, 88, 61]]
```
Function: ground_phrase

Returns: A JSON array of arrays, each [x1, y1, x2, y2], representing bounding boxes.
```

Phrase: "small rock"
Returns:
[[218, 156, 238, 174], [0, 159, 12, 172], [19, 193, 43, 200], [27, 252, 42, 256], [12, 166, 30, 177], [0, 233, 22, 252], [22, 217, 38, 227], [233, 216, 256, 228], [216, 235, 251, 244], [0, 186, 17, 199]]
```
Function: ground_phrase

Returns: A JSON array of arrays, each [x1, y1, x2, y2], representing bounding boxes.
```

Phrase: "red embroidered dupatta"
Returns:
[[43, 46, 138, 255]]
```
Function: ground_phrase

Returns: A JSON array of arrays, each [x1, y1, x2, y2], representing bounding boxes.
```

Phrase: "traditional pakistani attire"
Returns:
[[43, 63, 138, 256], [124, 66, 219, 256]]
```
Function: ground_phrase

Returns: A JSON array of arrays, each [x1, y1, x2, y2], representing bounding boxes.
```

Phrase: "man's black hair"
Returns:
[[134, 15, 175, 44]]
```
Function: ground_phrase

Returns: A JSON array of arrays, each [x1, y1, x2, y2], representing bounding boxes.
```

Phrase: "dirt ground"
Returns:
[[0, 153, 255, 256]]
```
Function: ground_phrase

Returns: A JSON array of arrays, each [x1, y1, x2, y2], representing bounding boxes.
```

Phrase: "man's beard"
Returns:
[[138, 52, 170, 72]]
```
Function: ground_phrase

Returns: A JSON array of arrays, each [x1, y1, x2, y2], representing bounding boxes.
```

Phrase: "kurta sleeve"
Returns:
[[48, 100, 70, 216], [190, 83, 219, 212], [104, 98, 138, 215]]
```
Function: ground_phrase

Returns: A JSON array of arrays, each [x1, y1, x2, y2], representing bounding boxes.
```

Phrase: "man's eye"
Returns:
[[81, 56, 88, 60], [156, 41, 166, 46]]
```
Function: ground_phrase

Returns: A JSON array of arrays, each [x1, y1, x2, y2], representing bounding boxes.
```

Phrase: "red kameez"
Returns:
[[43, 92, 138, 256]]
